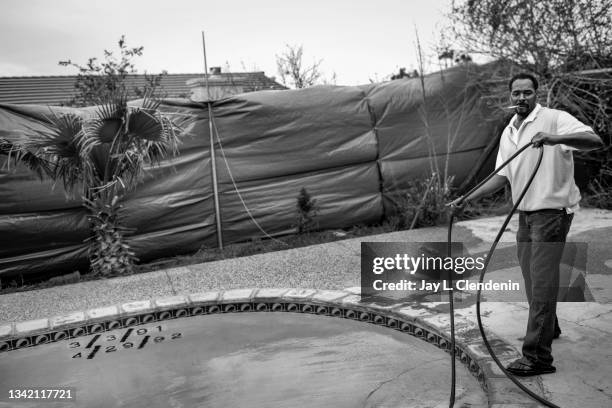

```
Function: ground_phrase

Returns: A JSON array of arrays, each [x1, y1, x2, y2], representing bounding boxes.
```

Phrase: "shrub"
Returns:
[[386, 173, 453, 230], [295, 187, 320, 233]]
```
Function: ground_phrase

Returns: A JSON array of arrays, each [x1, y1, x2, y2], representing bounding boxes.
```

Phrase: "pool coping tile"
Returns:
[[253, 288, 291, 300], [120, 300, 152, 315], [282, 288, 317, 300], [50, 312, 87, 329], [15, 319, 49, 335], [87, 306, 120, 321], [188, 291, 221, 304], [310, 290, 350, 303], [220, 289, 255, 303], [0, 324, 13, 340], [153, 295, 190, 309]]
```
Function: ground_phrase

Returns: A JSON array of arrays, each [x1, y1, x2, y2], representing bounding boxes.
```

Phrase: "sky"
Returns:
[[0, 0, 455, 86]]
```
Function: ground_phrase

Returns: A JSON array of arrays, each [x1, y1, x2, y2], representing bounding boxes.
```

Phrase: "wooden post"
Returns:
[[202, 31, 224, 249]]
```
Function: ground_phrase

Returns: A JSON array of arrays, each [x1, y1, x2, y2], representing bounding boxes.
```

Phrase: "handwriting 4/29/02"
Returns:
[[68, 325, 182, 360]]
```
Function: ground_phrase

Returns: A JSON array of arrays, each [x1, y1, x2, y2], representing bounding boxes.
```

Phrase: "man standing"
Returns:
[[449, 73, 602, 376]]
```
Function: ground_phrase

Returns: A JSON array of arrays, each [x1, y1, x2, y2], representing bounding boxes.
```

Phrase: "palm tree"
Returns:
[[1, 91, 182, 276]]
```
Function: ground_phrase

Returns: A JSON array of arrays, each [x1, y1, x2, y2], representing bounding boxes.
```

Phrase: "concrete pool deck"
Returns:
[[1, 209, 611, 407]]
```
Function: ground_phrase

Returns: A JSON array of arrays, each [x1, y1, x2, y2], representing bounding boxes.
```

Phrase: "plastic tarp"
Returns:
[[0, 65, 498, 280]]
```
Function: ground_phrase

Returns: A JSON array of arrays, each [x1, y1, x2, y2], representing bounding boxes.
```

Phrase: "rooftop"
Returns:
[[0, 70, 287, 105]]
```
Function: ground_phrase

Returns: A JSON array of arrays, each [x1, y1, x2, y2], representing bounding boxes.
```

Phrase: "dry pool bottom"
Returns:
[[0, 290, 490, 408]]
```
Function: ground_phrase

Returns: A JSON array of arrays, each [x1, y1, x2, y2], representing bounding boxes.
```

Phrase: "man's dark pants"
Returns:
[[516, 209, 573, 367]]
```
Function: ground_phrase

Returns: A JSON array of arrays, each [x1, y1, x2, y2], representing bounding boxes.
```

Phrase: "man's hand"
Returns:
[[532, 131, 602, 151], [531, 131, 557, 147], [445, 196, 466, 216]]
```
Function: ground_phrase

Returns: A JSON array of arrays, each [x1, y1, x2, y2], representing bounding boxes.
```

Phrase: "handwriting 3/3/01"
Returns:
[[69, 325, 182, 360]]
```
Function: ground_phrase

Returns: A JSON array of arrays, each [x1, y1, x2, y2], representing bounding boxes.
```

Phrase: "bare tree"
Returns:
[[448, 0, 612, 139], [449, 0, 612, 76], [59, 35, 166, 106], [276, 44, 323, 88]]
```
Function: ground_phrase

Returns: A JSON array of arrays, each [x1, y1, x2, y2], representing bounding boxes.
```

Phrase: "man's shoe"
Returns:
[[506, 358, 556, 377]]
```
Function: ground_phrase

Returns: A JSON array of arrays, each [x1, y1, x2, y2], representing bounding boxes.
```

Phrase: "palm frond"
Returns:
[[94, 91, 129, 120], [88, 92, 129, 144], [138, 89, 162, 111], [127, 92, 181, 153], [6, 112, 90, 194], [31, 112, 92, 194], [0, 138, 53, 179], [31, 112, 84, 159], [143, 140, 168, 164], [127, 108, 164, 141], [129, 112, 181, 158]]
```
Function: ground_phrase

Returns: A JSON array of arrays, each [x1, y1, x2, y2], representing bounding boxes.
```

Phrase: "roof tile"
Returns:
[[0, 72, 286, 105]]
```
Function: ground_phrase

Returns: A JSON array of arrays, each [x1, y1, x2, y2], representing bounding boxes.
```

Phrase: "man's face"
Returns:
[[510, 79, 537, 117]]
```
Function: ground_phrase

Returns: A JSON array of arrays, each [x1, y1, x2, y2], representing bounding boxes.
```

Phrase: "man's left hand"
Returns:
[[531, 132, 557, 147]]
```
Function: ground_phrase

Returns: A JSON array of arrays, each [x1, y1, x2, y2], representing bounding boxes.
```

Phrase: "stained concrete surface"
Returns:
[[1, 208, 611, 407], [0, 313, 487, 408]]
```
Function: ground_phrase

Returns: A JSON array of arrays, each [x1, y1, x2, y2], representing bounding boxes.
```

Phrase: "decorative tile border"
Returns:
[[0, 288, 543, 407]]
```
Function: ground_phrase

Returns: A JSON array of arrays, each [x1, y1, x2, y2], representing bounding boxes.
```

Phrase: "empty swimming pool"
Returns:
[[0, 293, 489, 407]]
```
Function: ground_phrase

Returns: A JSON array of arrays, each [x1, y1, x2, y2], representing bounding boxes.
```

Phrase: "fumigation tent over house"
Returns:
[[0, 64, 503, 281]]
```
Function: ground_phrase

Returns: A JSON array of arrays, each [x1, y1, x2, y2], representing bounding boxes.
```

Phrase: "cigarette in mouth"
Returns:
[[504, 105, 519, 109]]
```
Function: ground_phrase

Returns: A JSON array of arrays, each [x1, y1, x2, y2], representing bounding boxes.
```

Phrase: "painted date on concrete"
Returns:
[[68, 325, 182, 359]]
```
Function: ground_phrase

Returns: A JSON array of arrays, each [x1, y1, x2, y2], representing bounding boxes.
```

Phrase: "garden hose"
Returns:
[[446, 142, 561, 408], [447, 211, 457, 407]]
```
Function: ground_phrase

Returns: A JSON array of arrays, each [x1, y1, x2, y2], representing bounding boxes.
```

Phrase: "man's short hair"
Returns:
[[508, 73, 539, 91]]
